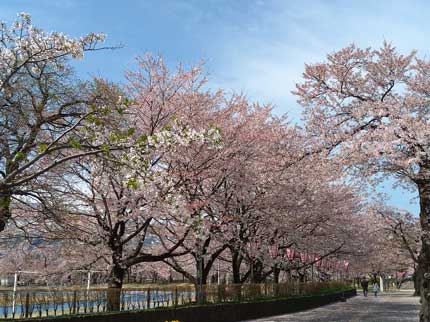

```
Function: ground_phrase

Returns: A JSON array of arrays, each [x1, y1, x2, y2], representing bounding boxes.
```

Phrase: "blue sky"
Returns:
[[1, 0, 427, 214]]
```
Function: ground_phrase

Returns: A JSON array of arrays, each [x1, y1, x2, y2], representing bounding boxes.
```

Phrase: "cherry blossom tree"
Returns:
[[45, 128, 220, 310], [228, 165, 364, 284], [160, 96, 294, 289], [125, 57, 286, 296], [22, 55, 223, 310], [376, 206, 420, 293], [0, 12, 118, 234], [295, 42, 430, 321]]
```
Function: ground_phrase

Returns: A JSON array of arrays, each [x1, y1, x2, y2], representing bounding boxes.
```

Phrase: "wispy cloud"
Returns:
[[200, 0, 430, 123]]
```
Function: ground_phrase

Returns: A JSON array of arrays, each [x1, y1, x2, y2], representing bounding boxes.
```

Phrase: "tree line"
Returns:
[[0, 13, 422, 317]]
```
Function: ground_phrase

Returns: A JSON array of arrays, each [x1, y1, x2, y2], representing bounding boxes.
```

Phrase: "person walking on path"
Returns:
[[361, 278, 369, 297], [373, 282, 379, 297]]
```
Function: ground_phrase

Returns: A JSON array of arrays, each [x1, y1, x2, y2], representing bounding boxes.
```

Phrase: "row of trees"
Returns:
[[0, 13, 422, 316]]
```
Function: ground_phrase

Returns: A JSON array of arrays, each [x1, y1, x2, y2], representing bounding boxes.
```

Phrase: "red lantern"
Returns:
[[286, 248, 295, 260]]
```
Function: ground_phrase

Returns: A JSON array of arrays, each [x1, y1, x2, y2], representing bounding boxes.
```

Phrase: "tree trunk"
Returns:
[[273, 266, 280, 283], [196, 257, 204, 303], [415, 266, 422, 297], [299, 271, 305, 283], [195, 257, 208, 304], [107, 264, 125, 311], [286, 269, 292, 282], [250, 261, 264, 283], [417, 178, 430, 322], [0, 192, 12, 233], [231, 250, 242, 284], [194, 280, 207, 304]]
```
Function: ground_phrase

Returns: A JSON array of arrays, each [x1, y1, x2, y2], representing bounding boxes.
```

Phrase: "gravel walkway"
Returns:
[[242, 291, 419, 322]]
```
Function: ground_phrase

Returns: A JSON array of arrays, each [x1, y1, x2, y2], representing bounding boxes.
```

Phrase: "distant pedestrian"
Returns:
[[373, 282, 379, 297], [360, 278, 369, 297]]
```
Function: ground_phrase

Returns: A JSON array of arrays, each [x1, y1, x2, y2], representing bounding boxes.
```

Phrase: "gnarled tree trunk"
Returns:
[[417, 178, 430, 322]]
